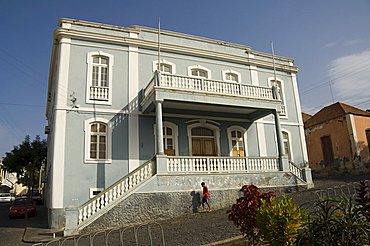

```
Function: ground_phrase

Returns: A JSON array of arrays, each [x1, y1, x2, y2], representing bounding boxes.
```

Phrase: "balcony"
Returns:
[[89, 86, 109, 101], [142, 72, 281, 115], [167, 156, 280, 173]]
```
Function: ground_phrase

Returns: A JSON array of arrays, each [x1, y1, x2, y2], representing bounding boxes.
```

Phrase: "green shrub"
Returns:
[[298, 197, 370, 245], [256, 196, 303, 246], [227, 185, 275, 245]]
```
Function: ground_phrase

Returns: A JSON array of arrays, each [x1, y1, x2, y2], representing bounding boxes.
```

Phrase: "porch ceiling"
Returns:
[[148, 100, 273, 121]]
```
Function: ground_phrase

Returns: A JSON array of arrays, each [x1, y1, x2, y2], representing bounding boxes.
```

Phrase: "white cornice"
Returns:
[[59, 19, 295, 64], [54, 28, 299, 73]]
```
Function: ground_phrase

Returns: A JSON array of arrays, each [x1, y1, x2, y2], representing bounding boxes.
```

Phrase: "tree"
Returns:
[[3, 135, 47, 189]]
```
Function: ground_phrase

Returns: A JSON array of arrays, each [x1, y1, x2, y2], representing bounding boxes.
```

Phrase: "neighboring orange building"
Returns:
[[304, 102, 370, 169]]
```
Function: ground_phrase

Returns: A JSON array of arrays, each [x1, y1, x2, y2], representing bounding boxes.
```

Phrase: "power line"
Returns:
[[0, 102, 44, 108], [300, 62, 370, 95]]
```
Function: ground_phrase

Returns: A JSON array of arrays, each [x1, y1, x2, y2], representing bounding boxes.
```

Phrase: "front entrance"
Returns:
[[191, 127, 216, 156], [321, 135, 334, 166]]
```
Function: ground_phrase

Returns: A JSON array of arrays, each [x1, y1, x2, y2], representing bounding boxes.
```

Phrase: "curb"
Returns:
[[202, 235, 244, 246]]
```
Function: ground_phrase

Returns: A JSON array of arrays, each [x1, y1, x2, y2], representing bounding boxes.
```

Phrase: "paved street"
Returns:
[[0, 174, 368, 246], [0, 202, 48, 246]]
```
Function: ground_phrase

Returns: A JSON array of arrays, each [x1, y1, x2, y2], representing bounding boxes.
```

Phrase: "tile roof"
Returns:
[[304, 102, 370, 128]]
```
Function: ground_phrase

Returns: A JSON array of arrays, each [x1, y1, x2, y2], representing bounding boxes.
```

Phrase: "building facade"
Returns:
[[304, 102, 370, 170], [45, 19, 312, 235]]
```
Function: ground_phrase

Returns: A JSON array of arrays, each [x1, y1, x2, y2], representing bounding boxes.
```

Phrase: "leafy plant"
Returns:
[[355, 180, 370, 222], [227, 185, 275, 244], [256, 196, 303, 246], [298, 197, 370, 246]]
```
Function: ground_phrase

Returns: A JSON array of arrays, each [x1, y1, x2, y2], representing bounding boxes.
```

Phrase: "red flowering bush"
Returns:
[[227, 185, 275, 244]]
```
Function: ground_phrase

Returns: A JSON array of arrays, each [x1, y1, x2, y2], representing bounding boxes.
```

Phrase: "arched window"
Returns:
[[153, 60, 176, 74], [282, 131, 292, 160], [269, 78, 286, 116], [84, 118, 111, 163], [89, 122, 107, 160], [86, 51, 114, 105], [154, 121, 179, 156], [227, 126, 247, 157], [222, 70, 241, 83], [92, 56, 109, 87], [163, 125, 175, 156], [188, 65, 211, 79]]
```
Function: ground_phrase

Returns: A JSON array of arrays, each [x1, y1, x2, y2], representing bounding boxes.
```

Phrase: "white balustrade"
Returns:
[[78, 160, 154, 225], [167, 157, 279, 173], [289, 161, 304, 180], [156, 74, 275, 100], [90, 86, 109, 101]]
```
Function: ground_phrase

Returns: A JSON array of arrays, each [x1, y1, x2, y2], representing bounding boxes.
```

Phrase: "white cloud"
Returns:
[[327, 50, 370, 109], [324, 39, 366, 49]]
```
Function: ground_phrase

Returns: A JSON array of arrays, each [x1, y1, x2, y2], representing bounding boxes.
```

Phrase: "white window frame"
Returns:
[[268, 77, 287, 118], [282, 129, 293, 161], [227, 126, 248, 157], [188, 65, 211, 79], [152, 59, 176, 74], [187, 121, 220, 156], [89, 188, 104, 198], [222, 70, 241, 83], [86, 51, 114, 105], [84, 118, 112, 164], [154, 121, 179, 156]]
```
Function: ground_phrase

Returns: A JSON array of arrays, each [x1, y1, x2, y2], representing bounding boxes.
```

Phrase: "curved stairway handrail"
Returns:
[[288, 161, 306, 182], [78, 159, 155, 226]]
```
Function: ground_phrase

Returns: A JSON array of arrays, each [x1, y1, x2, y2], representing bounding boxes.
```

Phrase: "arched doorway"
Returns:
[[190, 127, 216, 156]]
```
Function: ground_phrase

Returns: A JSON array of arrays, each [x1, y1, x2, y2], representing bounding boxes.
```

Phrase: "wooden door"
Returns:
[[321, 136, 334, 166], [192, 138, 216, 156]]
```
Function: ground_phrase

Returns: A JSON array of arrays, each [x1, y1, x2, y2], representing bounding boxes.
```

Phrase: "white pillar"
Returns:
[[50, 37, 70, 211], [156, 100, 164, 155], [273, 110, 285, 170], [128, 41, 140, 172]]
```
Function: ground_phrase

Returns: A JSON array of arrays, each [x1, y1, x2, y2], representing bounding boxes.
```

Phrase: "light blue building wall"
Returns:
[[46, 19, 309, 228]]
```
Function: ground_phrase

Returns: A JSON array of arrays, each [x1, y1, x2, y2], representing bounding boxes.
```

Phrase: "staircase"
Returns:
[[65, 157, 312, 236], [76, 159, 155, 231]]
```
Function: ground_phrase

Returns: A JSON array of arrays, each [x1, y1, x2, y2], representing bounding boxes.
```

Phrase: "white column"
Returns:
[[50, 37, 70, 209], [156, 100, 164, 155], [256, 121, 267, 156], [128, 35, 140, 172], [273, 110, 285, 170], [291, 72, 309, 163]]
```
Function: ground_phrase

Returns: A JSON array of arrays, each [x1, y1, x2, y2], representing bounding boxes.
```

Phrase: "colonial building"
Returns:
[[45, 18, 312, 235], [304, 102, 370, 170]]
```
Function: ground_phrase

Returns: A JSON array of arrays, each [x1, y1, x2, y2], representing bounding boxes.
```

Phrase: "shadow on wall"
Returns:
[[189, 191, 201, 213]]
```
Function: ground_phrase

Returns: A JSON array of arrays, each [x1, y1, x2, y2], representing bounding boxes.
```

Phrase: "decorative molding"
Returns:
[[187, 65, 211, 79], [85, 51, 114, 105], [227, 126, 248, 157], [222, 69, 241, 83], [281, 128, 294, 162], [54, 28, 299, 74], [152, 59, 176, 74], [84, 118, 112, 164], [187, 121, 220, 156]]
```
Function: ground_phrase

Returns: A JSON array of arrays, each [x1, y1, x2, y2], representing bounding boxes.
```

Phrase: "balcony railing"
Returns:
[[167, 156, 279, 173], [144, 72, 277, 101], [90, 86, 109, 101]]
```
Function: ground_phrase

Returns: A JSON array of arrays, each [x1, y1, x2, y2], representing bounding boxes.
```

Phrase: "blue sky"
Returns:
[[0, 0, 370, 157]]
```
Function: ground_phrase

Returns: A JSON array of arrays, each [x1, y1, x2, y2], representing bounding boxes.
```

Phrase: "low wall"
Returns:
[[81, 171, 306, 233]]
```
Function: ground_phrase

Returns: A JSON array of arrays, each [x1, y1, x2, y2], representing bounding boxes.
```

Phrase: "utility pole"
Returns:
[[328, 81, 334, 103]]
